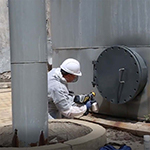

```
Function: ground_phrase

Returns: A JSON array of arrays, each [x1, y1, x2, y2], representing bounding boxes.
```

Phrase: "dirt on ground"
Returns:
[[0, 122, 144, 149], [106, 128, 144, 150], [0, 122, 92, 147]]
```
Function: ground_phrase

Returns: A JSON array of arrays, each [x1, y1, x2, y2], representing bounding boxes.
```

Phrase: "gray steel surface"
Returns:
[[52, 48, 150, 119], [50, 0, 150, 48], [50, 0, 150, 119], [93, 46, 148, 104], [9, 0, 48, 146], [11, 63, 48, 146], [9, 0, 47, 63]]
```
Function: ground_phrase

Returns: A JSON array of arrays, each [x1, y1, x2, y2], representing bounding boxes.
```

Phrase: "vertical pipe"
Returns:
[[8, 0, 48, 147]]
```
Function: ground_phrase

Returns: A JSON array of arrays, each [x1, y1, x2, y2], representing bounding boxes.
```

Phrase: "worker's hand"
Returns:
[[90, 99, 96, 104], [83, 101, 92, 116], [85, 101, 92, 109]]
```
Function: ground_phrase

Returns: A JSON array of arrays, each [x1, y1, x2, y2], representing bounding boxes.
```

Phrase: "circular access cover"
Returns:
[[93, 46, 148, 104]]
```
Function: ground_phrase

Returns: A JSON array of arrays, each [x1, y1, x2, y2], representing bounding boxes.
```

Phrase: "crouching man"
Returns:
[[48, 58, 92, 119]]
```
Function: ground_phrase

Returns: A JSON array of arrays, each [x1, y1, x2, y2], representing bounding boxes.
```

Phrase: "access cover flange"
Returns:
[[93, 46, 148, 104]]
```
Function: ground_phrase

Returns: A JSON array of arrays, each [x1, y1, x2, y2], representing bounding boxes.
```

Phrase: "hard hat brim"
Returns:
[[60, 66, 82, 76], [73, 71, 82, 76]]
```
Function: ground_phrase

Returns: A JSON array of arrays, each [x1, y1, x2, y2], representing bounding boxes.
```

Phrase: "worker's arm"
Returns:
[[52, 88, 88, 118], [61, 104, 87, 118]]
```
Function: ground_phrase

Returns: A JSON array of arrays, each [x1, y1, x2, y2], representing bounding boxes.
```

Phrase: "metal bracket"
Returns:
[[92, 60, 97, 70], [92, 60, 97, 87], [119, 68, 125, 84], [92, 81, 96, 87]]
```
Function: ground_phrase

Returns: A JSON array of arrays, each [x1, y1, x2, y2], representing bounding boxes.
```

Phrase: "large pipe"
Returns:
[[8, 0, 48, 147]]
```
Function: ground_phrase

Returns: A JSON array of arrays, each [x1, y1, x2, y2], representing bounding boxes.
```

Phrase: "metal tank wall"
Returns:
[[50, 0, 150, 120]]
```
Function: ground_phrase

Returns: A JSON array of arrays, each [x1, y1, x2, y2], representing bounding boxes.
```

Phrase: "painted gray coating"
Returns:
[[94, 46, 148, 104], [50, 0, 150, 48], [50, 0, 150, 119], [9, 0, 47, 63], [9, 0, 48, 146], [52, 48, 150, 119]]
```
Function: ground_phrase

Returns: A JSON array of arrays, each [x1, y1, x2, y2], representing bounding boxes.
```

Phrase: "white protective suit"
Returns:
[[48, 68, 87, 119]]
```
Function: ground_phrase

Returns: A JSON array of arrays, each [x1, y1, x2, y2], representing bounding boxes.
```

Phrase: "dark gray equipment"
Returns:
[[93, 46, 148, 104]]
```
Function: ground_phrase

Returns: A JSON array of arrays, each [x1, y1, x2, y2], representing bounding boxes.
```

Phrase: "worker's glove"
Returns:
[[90, 99, 96, 104], [83, 101, 92, 116], [85, 101, 92, 110], [74, 94, 90, 104]]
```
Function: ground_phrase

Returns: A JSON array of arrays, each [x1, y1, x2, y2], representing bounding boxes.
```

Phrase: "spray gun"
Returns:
[[74, 92, 99, 113]]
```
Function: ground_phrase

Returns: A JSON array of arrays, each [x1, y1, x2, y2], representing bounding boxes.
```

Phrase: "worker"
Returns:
[[48, 58, 92, 119]]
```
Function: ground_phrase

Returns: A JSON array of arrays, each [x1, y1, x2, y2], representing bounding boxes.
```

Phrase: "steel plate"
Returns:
[[93, 46, 148, 104]]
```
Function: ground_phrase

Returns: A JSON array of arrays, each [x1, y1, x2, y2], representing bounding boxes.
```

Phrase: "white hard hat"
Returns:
[[60, 58, 82, 76]]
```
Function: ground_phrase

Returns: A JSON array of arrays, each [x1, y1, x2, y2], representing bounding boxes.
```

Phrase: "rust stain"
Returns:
[[30, 142, 38, 147], [113, 121, 123, 127], [145, 123, 150, 127], [45, 138, 48, 145], [12, 129, 19, 147], [39, 130, 46, 146]]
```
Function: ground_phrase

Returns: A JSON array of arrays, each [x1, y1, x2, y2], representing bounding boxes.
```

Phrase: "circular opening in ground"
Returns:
[[0, 121, 92, 147]]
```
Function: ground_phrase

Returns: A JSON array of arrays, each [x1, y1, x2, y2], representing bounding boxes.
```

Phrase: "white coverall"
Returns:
[[48, 68, 87, 119]]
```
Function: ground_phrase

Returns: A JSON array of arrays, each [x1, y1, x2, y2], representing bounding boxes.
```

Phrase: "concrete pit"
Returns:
[[0, 119, 106, 150]]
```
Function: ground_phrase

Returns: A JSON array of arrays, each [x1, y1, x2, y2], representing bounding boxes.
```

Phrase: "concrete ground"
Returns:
[[0, 84, 12, 127]]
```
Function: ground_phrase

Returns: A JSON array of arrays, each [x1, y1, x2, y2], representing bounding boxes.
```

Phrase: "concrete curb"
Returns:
[[64, 119, 106, 150], [76, 114, 150, 137], [0, 119, 106, 150]]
